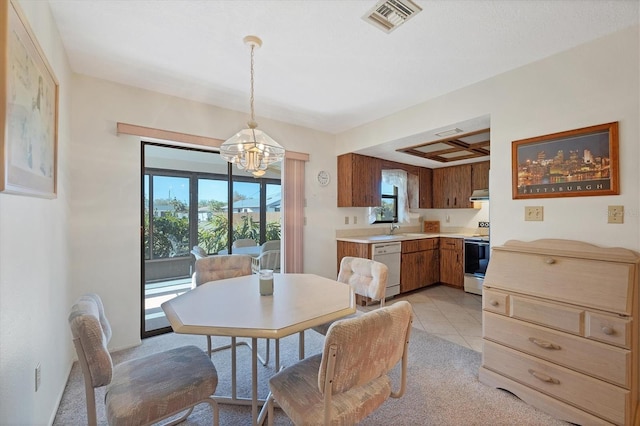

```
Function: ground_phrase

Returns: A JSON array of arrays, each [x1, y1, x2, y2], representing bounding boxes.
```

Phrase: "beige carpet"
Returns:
[[54, 327, 568, 425]]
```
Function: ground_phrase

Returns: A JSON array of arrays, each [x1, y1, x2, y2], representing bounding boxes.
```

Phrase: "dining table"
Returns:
[[161, 273, 356, 425]]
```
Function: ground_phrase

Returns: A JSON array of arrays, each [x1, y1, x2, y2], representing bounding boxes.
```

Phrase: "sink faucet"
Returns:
[[389, 223, 400, 235]]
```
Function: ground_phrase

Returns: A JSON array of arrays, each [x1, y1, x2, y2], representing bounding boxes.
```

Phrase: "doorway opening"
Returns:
[[141, 143, 281, 337]]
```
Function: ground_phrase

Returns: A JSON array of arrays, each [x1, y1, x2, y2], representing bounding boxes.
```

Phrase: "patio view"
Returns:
[[142, 144, 281, 335]]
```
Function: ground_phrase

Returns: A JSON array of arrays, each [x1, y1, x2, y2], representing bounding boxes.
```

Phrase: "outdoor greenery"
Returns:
[[144, 209, 281, 259]]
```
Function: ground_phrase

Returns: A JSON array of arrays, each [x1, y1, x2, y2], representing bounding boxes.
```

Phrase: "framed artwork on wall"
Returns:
[[1, 0, 59, 198], [512, 122, 619, 200]]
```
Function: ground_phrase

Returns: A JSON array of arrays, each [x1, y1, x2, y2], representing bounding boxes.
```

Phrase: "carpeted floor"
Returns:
[[54, 326, 569, 425]]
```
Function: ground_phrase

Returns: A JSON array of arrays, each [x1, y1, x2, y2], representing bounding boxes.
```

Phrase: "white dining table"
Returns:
[[161, 273, 355, 425]]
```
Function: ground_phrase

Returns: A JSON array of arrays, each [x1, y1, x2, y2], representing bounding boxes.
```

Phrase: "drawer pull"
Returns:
[[528, 369, 560, 384], [528, 337, 561, 350], [544, 258, 556, 265], [601, 326, 615, 335], [490, 300, 499, 307]]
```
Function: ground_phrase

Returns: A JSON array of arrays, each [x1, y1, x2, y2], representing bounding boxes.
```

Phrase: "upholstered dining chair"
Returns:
[[266, 301, 413, 426], [69, 293, 219, 426], [312, 256, 388, 336]]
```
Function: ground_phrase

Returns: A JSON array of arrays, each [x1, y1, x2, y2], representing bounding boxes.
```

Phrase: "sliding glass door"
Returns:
[[142, 143, 281, 337]]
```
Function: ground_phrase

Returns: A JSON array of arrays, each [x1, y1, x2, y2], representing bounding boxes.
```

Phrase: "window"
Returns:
[[376, 181, 398, 223]]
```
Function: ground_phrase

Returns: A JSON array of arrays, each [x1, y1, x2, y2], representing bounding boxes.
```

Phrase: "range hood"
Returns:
[[469, 189, 489, 202]]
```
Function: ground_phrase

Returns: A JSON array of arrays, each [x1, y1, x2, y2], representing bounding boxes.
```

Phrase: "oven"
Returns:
[[464, 237, 490, 295]]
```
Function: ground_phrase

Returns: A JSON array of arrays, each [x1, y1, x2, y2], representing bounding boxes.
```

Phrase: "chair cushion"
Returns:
[[194, 254, 253, 285], [269, 354, 391, 425], [106, 345, 217, 426], [338, 257, 388, 301]]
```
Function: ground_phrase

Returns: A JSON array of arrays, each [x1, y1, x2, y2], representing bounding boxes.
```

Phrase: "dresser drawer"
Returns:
[[510, 295, 584, 335], [485, 250, 633, 315], [484, 313, 631, 388], [483, 341, 629, 425], [586, 312, 632, 349], [483, 289, 508, 315]]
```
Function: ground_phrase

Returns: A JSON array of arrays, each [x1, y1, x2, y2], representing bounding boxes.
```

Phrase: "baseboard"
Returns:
[[478, 367, 613, 426]]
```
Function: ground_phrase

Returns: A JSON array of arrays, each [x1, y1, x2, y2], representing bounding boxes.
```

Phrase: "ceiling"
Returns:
[[48, 0, 638, 166]]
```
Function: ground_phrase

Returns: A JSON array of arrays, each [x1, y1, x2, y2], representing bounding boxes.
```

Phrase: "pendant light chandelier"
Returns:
[[220, 35, 284, 177]]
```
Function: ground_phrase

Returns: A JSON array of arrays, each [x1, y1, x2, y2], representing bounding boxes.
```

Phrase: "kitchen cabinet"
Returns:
[[336, 241, 371, 272], [400, 238, 439, 293], [480, 239, 639, 425], [337, 153, 381, 207], [432, 164, 472, 209], [439, 237, 463, 287], [471, 161, 490, 190], [418, 167, 433, 208]]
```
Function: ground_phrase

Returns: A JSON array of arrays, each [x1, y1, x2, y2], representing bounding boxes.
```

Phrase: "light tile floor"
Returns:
[[362, 284, 483, 352]]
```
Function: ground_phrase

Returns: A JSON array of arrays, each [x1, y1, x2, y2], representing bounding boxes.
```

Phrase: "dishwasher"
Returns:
[[371, 242, 401, 298]]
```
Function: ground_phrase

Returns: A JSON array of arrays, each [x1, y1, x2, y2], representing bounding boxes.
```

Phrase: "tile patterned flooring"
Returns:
[[362, 284, 483, 352]]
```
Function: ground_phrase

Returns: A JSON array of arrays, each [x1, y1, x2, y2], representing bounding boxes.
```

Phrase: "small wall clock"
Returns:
[[317, 170, 330, 186]]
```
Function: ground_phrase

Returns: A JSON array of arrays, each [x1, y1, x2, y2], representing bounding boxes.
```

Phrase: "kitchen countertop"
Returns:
[[336, 233, 488, 244]]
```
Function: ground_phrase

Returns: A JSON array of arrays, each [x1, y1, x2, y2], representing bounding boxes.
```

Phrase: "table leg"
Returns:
[[252, 337, 258, 425], [231, 337, 237, 400], [298, 330, 305, 360]]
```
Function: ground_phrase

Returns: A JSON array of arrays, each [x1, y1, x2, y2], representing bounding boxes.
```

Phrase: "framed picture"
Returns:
[[512, 122, 619, 199], [1, 0, 59, 198]]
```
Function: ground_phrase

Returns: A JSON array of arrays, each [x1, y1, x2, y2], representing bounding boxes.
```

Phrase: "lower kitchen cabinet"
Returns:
[[439, 237, 463, 288], [400, 239, 439, 292]]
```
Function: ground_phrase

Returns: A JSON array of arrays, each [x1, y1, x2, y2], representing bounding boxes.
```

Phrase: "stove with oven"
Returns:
[[463, 236, 490, 295]]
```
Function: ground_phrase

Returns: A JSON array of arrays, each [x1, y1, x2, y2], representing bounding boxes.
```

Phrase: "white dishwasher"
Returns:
[[371, 242, 401, 298]]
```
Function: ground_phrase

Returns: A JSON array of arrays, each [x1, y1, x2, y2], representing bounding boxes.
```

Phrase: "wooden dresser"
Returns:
[[479, 239, 639, 425]]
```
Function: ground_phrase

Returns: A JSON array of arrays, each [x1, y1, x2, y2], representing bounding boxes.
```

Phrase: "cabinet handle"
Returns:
[[601, 326, 615, 335], [528, 337, 561, 350], [490, 300, 499, 307], [454, 197, 457, 206], [528, 369, 560, 384], [544, 258, 556, 265]]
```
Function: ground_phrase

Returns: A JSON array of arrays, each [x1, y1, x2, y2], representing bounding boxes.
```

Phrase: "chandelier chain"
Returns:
[[249, 44, 255, 124]]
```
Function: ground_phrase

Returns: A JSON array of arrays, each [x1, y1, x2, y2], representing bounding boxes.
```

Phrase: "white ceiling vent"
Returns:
[[363, 0, 423, 33]]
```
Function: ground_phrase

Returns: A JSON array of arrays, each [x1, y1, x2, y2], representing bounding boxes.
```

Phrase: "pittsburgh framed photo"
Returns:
[[1, 0, 59, 198], [512, 122, 619, 200]]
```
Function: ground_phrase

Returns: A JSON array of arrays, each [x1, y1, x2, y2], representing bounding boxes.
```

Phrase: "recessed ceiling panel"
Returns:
[[397, 128, 491, 163]]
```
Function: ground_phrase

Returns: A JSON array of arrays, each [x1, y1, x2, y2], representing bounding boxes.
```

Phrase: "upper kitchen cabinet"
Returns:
[[432, 164, 472, 208], [337, 153, 382, 207], [472, 161, 490, 190], [418, 167, 433, 208]]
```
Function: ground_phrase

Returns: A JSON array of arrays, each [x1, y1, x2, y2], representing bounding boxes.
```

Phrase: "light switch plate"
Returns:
[[608, 205, 624, 224], [525, 206, 544, 221]]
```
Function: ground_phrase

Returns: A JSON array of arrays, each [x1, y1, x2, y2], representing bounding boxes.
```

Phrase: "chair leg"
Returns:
[[160, 407, 194, 426], [266, 392, 275, 426]]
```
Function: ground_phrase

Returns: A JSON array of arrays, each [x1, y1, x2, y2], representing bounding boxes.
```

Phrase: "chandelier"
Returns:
[[220, 35, 284, 177]]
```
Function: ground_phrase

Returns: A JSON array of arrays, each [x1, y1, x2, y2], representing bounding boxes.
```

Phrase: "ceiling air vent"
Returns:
[[363, 0, 423, 33]]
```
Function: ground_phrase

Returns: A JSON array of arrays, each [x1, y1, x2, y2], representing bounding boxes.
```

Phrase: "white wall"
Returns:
[[69, 75, 339, 350], [0, 1, 72, 424], [337, 25, 640, 251]]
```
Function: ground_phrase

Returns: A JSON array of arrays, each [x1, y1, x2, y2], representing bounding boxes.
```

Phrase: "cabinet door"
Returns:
[[472, 161, 490, 190], [432, 165, 472, 208], [337, 153, 381, 207], [440, 238, 463, 287], [401, 249, 439, 292], [401, 252, 422, 293], [419, 167, 433, 208]]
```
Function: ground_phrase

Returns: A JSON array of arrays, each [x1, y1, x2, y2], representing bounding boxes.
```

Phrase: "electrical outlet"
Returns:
[[344, 216, 349, 225], [608, 205, 624, 224], [478, 221, 490, 228], [35, 364, 41, 392], [525, 206, 544, 221], [353, 216, 357, 225]]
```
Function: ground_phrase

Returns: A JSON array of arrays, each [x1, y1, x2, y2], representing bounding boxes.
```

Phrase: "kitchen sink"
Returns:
[[368, 235, 399, 241]]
